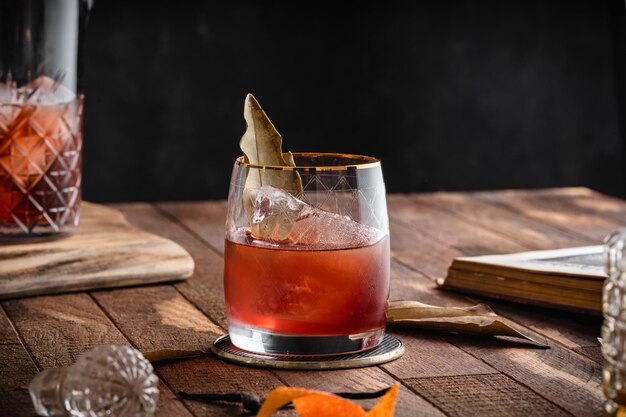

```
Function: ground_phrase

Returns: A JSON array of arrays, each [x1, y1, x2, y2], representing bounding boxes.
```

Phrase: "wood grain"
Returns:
[[449, 333, 602, 416], [388, 259, 604, 415], [90, 285, 294, 417], [83, 208, 298, 416], [387, 194, 527, 255], [0, 303, 20, 345], [0, 188, 615, 417], [146, 203, 441, 417], [474, 188, 622, 242], [0, 202, 194, 300], [0, 344, 40, 417], [0, 305, 39, 417], [390, 192, 605, 415], [158, 201, 228, 254], [113, 203, 229, 330], [160, 198, 604, 415], [381, 329, 497, 379], [91, 285, 223, 353], [412, 191, 588, 249], [405, 374, 572, 417], [2, 293, 193, 417], [151, 204, 441, 417], [404, 191, 604, 358], [402, 192, 604, 339], [157, 357, 297, 417], [154, 201, 498, 417], [390, 217, 463, 279]]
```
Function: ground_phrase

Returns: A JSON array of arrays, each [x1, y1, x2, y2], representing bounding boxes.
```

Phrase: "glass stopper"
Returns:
[[29, 345, 159, 417]]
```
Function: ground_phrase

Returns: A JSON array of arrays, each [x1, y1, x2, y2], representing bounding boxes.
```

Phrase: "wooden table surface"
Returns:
[[0, 187, 615, 417]]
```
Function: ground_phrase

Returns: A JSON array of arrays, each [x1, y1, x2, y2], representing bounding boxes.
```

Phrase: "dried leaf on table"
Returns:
[[240, 94, 302, 239], [142, 348, 207, 363], [256, 384, 399, 417], [386, 300, 548, 347]]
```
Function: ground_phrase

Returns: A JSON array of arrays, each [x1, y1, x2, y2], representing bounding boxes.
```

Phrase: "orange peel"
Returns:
[[256, 384, 399, 417]]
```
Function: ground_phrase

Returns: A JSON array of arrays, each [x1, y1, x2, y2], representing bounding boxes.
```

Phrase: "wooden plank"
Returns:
[[3, 294, 129, 367], [405, 374, 572, 417], [490, 303, 602, 361], [387, 194, 528, 255], [389, 261, 471, 306], [113, 203, 229, 330], [90, 281, 296, 417], [156, 357, 298, 417], [0, 303, 20, 345], [0, 305, 39, 417], [576, 346, 603, 364], [474, 188, 622, 242], [447, 334, 601, 417], [381, 329, 496, 379], [0, 344, 40, 417], [583, 188, 626, 223], [410, 191, 588, 249], [0, 202, 193, 300], [390, 217, 462, 279], [90, 286, 223, 353], [158, 201, 228, 254], [3, 293, 193, 417], [391, 250, 602, 373]]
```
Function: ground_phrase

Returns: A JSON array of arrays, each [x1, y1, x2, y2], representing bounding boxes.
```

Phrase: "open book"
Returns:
[[439, 246, 606, 315]]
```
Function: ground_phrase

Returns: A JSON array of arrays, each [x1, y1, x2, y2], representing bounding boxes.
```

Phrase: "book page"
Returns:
[[456, 246, 606, 278]]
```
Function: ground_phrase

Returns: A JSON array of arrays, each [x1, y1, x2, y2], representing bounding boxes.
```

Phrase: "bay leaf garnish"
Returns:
[[142, 348, 208, 363], [386, 300, 549, 348], [240, 94, 303, 239]]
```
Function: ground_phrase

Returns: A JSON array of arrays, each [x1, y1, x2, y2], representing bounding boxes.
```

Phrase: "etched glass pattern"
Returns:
[[226, 154, 389, 243], [603, 229, 626, 416], [30, 345, 159, 417], [0, 97, 83, 236]]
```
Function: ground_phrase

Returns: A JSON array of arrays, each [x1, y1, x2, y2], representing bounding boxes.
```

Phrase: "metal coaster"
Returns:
[[211, 334, 404, 370]]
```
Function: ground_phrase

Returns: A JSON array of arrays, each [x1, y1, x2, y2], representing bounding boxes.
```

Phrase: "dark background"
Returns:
[[82, 0, 625, 202]]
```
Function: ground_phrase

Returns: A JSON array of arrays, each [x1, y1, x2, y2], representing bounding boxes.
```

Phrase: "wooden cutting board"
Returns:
[[0, 202, 194, 299]]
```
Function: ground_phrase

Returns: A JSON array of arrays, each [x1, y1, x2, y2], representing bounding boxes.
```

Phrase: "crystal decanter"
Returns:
[[603, 229, 626, 416]]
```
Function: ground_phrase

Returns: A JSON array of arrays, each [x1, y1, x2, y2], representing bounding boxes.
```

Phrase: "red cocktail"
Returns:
[[224, 232, 390, 336]]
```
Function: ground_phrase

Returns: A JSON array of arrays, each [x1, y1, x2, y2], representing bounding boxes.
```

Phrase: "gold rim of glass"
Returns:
[[235, 152, 381, 172]]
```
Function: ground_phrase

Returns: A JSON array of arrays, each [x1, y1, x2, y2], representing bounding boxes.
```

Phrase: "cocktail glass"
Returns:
[[224, 153, 390, 355]]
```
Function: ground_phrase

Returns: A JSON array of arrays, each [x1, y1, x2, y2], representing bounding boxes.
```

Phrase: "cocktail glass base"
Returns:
[[212, 333, 403, 370], [228, 324, 385, 356]]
